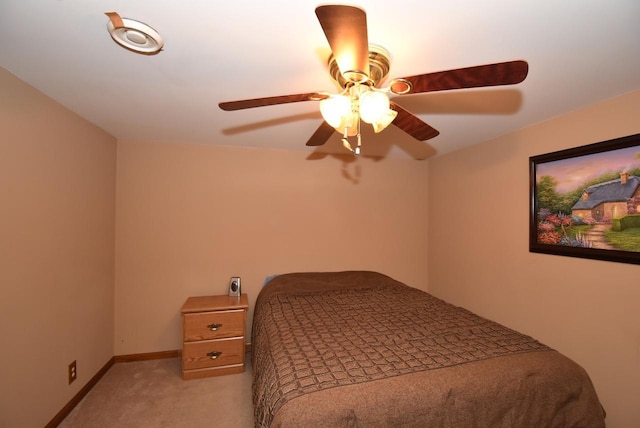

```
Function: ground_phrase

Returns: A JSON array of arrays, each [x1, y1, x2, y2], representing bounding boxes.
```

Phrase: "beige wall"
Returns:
[[428, 90, 640, 428], [114, 141, 430, 354], [5, 57, 638, 427], [0, 68, 116, 427]]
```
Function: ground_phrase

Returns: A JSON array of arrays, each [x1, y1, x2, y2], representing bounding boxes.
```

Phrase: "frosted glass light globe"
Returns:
[[320, 95, 351, 128], [359, 90, 390, 124]]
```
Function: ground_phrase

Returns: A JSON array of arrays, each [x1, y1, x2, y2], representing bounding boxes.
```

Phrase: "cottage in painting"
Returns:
[[572, 172, 640, 221]]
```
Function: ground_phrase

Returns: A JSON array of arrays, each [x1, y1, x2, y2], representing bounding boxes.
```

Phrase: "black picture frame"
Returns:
[[529, 133, 640, 265]]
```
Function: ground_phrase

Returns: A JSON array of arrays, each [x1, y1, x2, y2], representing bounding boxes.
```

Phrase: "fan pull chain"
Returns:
[[355, 118, 362, 155], [341, 127, 353, 153]]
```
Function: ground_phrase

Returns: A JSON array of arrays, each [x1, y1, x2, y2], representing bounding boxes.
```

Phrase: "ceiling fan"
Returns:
[[219, 4, 528, 155]]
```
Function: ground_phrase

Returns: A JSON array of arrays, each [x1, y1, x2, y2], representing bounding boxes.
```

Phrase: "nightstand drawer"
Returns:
[[183, 309, 245, 341], [183, 337, 245, 370]]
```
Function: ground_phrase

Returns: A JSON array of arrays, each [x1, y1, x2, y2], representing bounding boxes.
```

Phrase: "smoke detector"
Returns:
[[105, 12, 163, 55]]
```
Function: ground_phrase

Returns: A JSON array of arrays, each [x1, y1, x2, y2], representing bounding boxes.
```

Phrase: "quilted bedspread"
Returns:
[[251, 271, 605, 427]]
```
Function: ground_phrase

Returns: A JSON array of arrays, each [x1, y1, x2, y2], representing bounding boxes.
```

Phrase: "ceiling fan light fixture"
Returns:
[[321, 83, 396, 146]]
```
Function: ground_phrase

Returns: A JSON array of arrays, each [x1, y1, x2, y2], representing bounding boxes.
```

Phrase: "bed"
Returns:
[[251, 271, 605, 427]]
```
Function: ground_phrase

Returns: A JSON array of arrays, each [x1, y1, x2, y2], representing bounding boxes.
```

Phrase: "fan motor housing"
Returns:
[[328, 44, 391, 89]]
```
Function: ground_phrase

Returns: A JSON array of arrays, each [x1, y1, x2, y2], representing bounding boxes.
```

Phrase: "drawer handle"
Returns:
[[207, 323, 222, 331], [207, 351, 222, 360]]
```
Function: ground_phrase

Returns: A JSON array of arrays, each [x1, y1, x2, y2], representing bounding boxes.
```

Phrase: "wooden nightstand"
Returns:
[[180, 294, 249, 380]]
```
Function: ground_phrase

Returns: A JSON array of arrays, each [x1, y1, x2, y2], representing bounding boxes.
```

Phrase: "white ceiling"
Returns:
[[2, 1, 640, 160]]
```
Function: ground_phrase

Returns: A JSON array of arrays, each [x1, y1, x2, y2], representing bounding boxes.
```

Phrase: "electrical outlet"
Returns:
[[229, 276, 241, 296], [68, 360, 77, 384]]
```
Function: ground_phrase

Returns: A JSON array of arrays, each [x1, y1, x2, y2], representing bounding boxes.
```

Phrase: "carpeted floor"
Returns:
[[59, 356, 254, 427]]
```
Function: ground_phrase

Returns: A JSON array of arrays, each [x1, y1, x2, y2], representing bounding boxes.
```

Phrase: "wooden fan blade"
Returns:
[[396, 60, 529, 95], [315, 5, 369, 82], [219, 92, 328, 111], [390, 102, 440, 141], [306, 121, 336, 146]]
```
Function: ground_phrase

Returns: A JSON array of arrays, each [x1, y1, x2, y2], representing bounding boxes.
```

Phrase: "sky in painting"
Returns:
[[537, 145, 640, 194]]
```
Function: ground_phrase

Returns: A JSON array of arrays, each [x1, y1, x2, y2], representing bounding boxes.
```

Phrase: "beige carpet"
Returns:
[[60, 356, 254, 427]]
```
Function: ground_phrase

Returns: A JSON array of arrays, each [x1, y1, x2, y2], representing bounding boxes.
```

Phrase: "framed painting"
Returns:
[[529, 133, 640, 264]]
